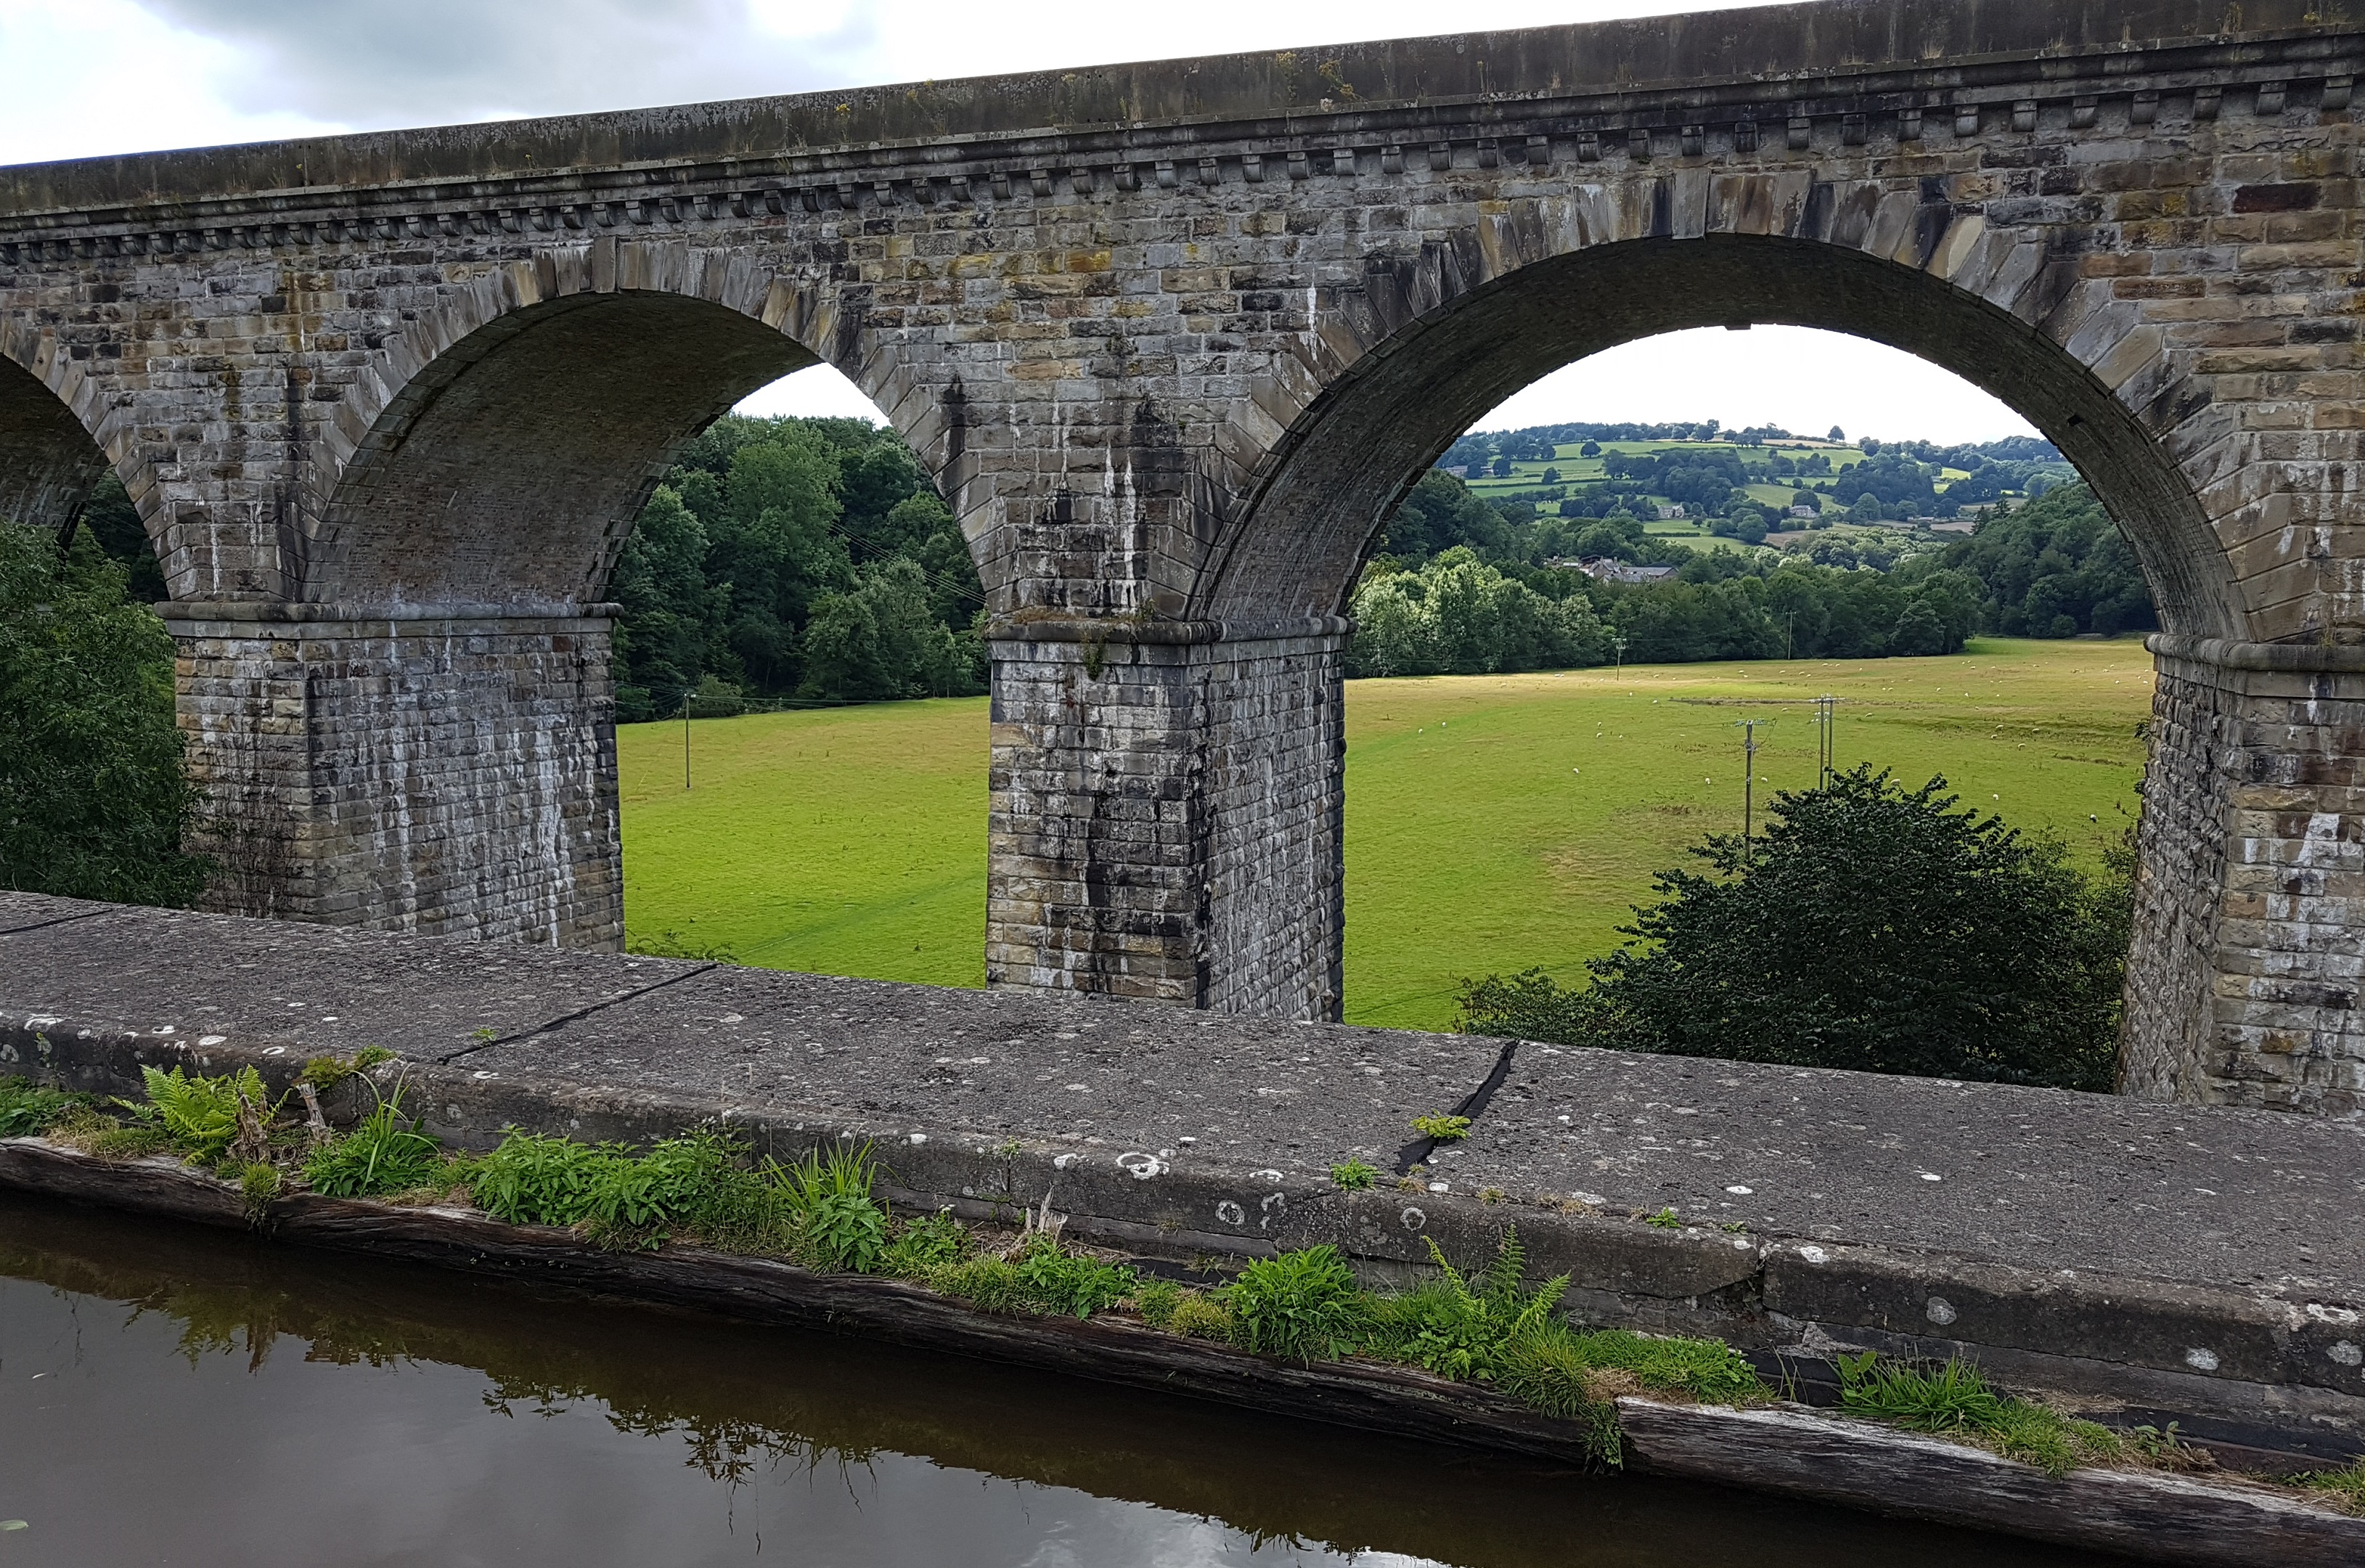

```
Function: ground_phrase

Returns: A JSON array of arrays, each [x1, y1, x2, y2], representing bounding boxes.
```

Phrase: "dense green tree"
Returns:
[[0, 523, 208, 905], [1344, 549, 1608, 677], [1939, 482, 2154, 637], [1458, 767, 2128, 1091], [612, 415, 989, 714], [75, 473, 167, 602]]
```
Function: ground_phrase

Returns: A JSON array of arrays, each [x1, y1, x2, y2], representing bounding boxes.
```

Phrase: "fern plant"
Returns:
[[128, 1065, 278, 1161], [1368, 1228, 1570, 1382]]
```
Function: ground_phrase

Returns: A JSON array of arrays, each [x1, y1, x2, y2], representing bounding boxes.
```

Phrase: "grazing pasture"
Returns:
[[619, 637, 2154, 1032]]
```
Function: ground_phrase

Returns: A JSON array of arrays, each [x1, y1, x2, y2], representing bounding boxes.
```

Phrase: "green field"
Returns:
[[620, 637, 2154, 1032]]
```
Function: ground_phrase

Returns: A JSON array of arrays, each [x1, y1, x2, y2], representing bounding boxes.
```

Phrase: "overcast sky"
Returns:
[[0, 0, 2038, 444]]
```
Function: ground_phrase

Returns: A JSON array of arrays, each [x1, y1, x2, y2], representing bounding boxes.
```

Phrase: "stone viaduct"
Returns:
[[1, 0, 2361, 1114]]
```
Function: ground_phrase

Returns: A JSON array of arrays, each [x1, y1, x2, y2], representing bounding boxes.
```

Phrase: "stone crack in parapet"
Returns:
[[435, 961, 720, 1065], [1394, 1036, 1521, 1175], [0, 910, 109, 939]]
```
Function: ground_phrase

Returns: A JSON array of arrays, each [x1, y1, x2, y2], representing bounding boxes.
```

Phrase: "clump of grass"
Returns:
[[0, 1077, 89, 1138], [1410, 1114, 1471, 1142], [237, 1161, 281, 1223], [927, 1234, 1139, 1320], [302, 1087, 445, 1199], [2300, 1458, 2365, 1515], [1329, 1159, 1379, 1191], [1228, 1244, 1365, 1362], [1831, 1352, 2176, 1478], [1130, 1277, 1187, 1329], [462, 1126, 806, 1254], [1166, 1291, 1233, 1341]]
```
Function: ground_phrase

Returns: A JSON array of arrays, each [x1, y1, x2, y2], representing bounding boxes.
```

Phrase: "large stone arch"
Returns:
[[1196, 216, 2234, 644], [296, 240, 928, 608]]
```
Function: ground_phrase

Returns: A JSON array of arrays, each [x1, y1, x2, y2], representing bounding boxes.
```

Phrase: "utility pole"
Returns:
[[1612, 632, 1628, 680], [1813, 694, 1837, 788], [683, 693, 693, 791], [1785, 609, 1794, 660], [1736, 718, 1769, 862]]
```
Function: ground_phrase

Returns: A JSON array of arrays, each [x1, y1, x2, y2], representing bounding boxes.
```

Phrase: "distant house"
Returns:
[[1442, 465, 1469, 478], [1575, 558, 1679, 585], [1654, 503, 1687, 520], [1789, 505, 1819, 519]]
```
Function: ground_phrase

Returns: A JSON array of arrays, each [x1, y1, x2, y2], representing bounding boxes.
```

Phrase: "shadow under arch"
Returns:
[[1198, 234, 2237, 643], [0, 328, 121, 538], [304, 288, 825, 608]]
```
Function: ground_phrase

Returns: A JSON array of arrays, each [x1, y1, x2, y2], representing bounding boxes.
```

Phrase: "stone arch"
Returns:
[[1198, 221, 2239, 644], [0, 319, 145, 540], [300, 241, 926, 608]]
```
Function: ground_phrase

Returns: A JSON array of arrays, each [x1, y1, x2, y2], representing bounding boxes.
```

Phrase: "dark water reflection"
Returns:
[[0, 1193, 2107, 1567]]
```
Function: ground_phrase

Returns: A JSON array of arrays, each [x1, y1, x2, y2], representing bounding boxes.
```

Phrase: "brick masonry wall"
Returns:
[[2125, 638, 2365, 1114], [165, 608, 622, 951]]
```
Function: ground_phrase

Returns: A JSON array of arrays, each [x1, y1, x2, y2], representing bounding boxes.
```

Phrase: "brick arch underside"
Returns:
[[305, 291, 820, 607], [0, 338, 115, 536], [1204, 235, 2238, 642]]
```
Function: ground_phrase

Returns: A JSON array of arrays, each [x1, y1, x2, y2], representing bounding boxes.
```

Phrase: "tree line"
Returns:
[[1348, 470, 2148, 676]]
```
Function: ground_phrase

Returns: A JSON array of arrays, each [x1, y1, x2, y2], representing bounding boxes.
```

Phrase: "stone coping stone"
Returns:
[[468, 963, 1508, 1172], [0, 893, 700, 1061], [1437, 1042, 2365, 1305]]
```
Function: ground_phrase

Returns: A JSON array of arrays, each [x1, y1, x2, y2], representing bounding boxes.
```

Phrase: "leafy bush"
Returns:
[[466, 1132, 613, 1227], [1459, 767, 2131, 1092], [302, 1091, 446, 1199], [1228, 1244, 1365, 1363]]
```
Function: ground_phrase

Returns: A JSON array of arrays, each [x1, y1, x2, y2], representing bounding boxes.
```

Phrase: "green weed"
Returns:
[[1644, 1207, 1683, 1229], [1010, 1234, 1138, 1318], [881, 1208, 972, 1277], [0, 1077, 86, 1138], [1410, 1114, 1471, 1142], [1363, 1230, 1567, 1382], [465, 1131, 613, 1227], [1228, 1244, 1365, 1363], [1832, 1352, 2139, 1477], [1329, 1159, 1379, 1191], [1559, 1328, 1765, 1404], [782, 1141, 890, 1272], [303, 1090, 446, 1199], [237, 1161, 281, 1223]]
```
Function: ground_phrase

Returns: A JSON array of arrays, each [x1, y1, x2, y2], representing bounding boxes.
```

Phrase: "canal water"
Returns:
[[0, 1193, 2109, 1567]]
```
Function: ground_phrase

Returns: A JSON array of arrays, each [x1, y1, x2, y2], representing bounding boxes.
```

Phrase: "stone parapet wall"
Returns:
[[987, 626, 1344, 1018], [165, 605, 622, 950], [2125, 637, 2365, 1112]]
